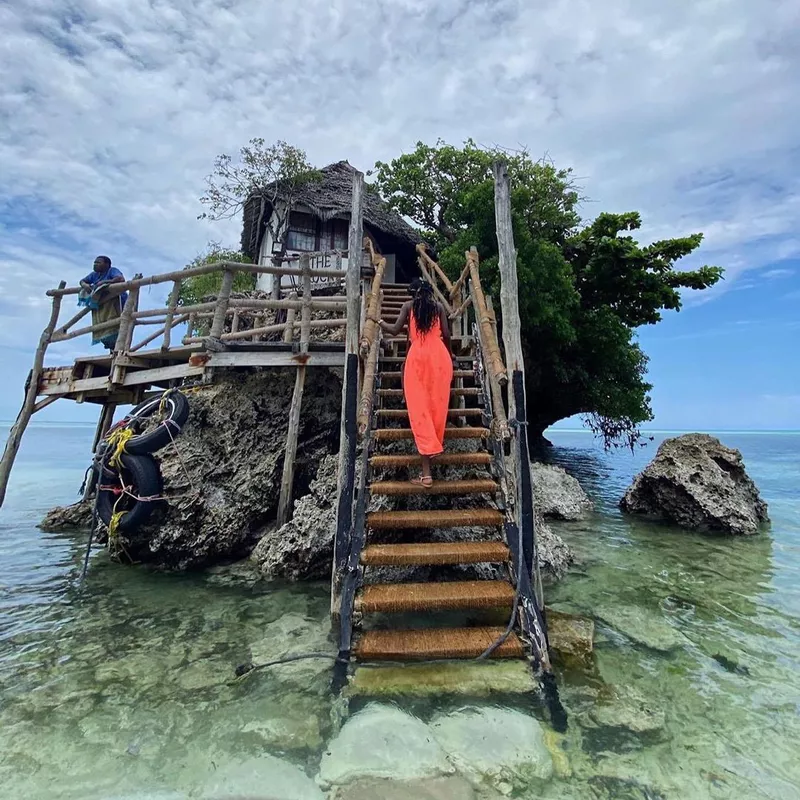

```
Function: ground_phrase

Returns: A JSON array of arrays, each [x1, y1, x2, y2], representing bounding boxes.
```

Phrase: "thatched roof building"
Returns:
[[240, 161, 421, 276]]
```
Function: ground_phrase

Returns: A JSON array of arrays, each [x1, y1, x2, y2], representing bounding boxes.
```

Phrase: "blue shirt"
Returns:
[[82, 267, 128, 307]]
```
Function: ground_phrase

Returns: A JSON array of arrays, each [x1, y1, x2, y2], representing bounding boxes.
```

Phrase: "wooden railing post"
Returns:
[[161, 279, 181, 351], [283, 291, 298, 343], [299, 254, 312, 354], [209, 268, 234, 339], [333, 169, 364, 616], [0, 283, 65, 508], [111, 284, 140, 384]]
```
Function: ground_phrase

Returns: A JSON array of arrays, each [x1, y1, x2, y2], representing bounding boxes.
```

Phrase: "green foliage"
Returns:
[[178, 245, 253, 336], [374, 140, 723, 447]]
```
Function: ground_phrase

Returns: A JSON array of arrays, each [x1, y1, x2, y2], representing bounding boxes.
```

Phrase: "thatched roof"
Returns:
[[240, 160, 421, 260]]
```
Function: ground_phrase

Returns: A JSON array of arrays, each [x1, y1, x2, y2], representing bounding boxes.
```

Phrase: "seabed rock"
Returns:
[[532, 463, 593, 521], [328, 776, 478, 800], [430, 707, 554, 791], [198, 754, 324, 799], [39, 500, 93, 532], [620, 433, 769, 535], [595, 605, 687, 652], [546, 609, 595, 663], [587, 684, 666, 736], [318, 704, 453, 787]]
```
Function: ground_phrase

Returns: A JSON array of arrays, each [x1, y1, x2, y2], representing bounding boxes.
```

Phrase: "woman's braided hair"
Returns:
[[411, 279, 438, 336]]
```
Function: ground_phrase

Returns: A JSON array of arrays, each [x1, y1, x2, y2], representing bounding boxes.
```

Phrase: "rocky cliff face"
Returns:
[[42, 373, 574, 580], [620, 433, 769, 535], [122, 369, 342, 569]]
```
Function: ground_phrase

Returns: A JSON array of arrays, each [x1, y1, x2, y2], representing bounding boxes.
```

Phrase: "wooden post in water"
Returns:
[[277, 256, 312, 526], [493, 161, 525, 418], [0, 283, 66, 508], [333, 169, 364, 616]]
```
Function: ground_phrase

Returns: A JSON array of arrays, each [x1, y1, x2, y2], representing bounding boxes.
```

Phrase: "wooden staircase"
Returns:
[[332, 231, 556, 712], [332, 280, 546, 680]]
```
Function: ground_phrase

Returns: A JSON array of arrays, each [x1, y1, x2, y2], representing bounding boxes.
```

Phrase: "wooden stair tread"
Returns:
[[370, 452, 492, 468], [355, 627, 523, 660], [361, 541, 509, 566], [369, 478, 498, 496], [356, 581, 514, 613], [378, 388, 480, 397], [381, 370, 474, 380], [376, 408, 483, 419], [373, 427, 488, 441], [368, 508, 504, 530]]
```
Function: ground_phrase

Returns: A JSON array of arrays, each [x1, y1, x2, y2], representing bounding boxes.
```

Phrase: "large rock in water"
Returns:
[[620, 434, 769, 535], [125, 370, 341, 568], [531, 463, 593, 520]]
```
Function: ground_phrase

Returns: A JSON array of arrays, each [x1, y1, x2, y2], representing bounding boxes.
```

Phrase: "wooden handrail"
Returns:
[[416, 243, 453, 293], [359, 239, 385, 357]]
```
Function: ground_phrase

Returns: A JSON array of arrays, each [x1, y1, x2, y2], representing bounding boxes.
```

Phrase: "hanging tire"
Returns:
[[119, 390, 190, 455], [96, 453, 162, 533]]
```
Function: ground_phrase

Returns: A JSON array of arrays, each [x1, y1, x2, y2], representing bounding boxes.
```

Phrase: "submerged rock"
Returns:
[[546, 609, 594, 662], [328, 776, 477, 800], [318, 704, 453, 787], [587, 684, 666, 736], [430, 707, 553, 789], [532, 463, 593, 520], [596, 605, 687, 652], [620, 434, 769, 535], [198, 754, 324, 799]]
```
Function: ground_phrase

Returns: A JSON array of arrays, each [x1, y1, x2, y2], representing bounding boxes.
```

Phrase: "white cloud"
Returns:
[[1, 0, 799, 412]]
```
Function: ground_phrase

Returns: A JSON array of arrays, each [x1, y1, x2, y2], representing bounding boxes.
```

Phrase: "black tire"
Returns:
[[122, 390, 190, 455], [96, 453, 162, 533]]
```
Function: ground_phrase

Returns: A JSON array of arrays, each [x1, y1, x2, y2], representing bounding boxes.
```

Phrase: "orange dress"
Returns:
[[404, 310, 454, 457]]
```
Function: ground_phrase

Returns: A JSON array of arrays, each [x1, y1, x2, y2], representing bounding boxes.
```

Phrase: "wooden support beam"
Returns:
[[332, 171, 364, 617], [0, 282, 65, 508], [417, 257, 454, 315], [131, 314, 189, 353], [111, 285, 140, 385], [54, 306, 91, 338], [467, 248, 506, 385], [357, 322, 381, 437], [277, 365, 307, 525]]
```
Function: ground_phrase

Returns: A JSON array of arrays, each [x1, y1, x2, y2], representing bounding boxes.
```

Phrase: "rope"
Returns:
[[105, 426, 134, 470]]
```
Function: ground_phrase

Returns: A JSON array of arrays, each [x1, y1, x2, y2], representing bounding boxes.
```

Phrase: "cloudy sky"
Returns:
[[1, 0, 798, 430]]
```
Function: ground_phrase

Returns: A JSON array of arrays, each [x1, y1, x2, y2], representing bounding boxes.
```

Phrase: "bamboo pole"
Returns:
[[300, 254, 312, 354], [449, 260, 471, 300], [46, 260, 348, 297], [449, 294, 472, 321], [345, 173, 363, 359], [54, 306, 91, 337], [283, 291, 298, 343], [277, 365, 307, 526], [230, 309, 240, 334], [359, 241, 385, 358], [0, 283, 66, 508], [182, 317, 348, 344], [357, 323, 381, 437], [416, 243, 453, 292], [161, 279, 181, 351], [209, 269, 234, 339], [467, 247, 506, 386], [131, 314, 189, 352], [417, 257, 454, 315]]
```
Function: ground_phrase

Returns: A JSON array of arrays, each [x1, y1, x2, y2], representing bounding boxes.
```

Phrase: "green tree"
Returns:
[[374, 140, 723, 448], [199, 138, 320, 258], [178, 244, 253, 336]]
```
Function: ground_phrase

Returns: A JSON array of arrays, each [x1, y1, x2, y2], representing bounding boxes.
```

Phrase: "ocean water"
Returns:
[[0, 423, 798, 799]]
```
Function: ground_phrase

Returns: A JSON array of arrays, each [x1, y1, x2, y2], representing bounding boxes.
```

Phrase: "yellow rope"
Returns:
[[105, 426, 134, 470]]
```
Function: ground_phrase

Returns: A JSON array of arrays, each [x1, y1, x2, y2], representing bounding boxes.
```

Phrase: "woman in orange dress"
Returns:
[[380, 280, 455, 487]]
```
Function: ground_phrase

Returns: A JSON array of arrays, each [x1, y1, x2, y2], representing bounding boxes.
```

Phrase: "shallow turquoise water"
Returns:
[[0, 424, 798, 798]]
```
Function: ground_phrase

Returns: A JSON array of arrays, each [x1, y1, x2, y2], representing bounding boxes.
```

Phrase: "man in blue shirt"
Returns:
[[78, 256, 128, 349]]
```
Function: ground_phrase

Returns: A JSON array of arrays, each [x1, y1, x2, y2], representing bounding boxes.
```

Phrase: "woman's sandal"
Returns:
[[409, 475, 433, 488]]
